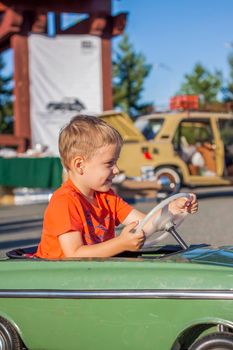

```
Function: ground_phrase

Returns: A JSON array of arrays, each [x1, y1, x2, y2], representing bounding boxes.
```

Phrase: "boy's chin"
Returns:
[[98, 182, 112, 192]]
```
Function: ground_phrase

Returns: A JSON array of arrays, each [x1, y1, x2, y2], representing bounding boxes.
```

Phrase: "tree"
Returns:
[[112, 34, 153, 117], [0, 54, 13, 134], [222, 53, 233, 105], [177, 63, 222, 106]]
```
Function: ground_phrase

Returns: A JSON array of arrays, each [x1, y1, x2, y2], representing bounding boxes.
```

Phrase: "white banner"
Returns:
[[28, 34, 103, 155]]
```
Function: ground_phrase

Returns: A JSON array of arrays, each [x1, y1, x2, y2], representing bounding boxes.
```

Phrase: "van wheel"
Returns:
[[154, 167, 182, 194], [0, 317, 23, 350], [188, 332, 233, 349]]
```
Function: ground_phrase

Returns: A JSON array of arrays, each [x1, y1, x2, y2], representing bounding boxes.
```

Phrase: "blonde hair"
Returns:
[[59, 115, 123, 169]]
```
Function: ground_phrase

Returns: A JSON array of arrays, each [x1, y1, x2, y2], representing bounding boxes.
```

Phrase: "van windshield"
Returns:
[[135, 119, 164, 140], [100, 113, 145, 142]]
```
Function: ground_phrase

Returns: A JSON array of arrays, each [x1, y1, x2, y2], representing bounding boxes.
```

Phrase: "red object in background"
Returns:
[[170, 95, 199, 111], [141, 147, 153, 160], [143, 150, 153, 160]]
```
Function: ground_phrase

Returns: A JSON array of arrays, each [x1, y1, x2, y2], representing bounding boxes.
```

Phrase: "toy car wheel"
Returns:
[[189, 332, 233, 350], [154, 166, 182, 194], [0, 317, 23, 350]]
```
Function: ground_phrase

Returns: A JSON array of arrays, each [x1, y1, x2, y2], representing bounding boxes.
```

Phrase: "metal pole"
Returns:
[[167, 226, 188, 250]]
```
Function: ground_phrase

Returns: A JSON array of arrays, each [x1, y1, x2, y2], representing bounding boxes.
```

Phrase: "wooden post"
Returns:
[[101, 36, 112, 110], [11, 34, 31, 142]]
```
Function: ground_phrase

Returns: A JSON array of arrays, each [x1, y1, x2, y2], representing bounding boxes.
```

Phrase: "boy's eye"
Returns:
[[106, 161, 115, 167]]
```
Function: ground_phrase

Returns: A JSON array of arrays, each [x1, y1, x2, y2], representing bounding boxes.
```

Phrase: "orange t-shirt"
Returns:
[[36, 179, 132, 259]]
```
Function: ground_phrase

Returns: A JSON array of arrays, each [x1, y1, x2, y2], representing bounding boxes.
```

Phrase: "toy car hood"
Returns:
[[168, 245, 233, 268]]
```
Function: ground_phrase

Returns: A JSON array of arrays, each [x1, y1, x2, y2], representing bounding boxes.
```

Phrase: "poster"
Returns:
[[28, 34, 103, 155]]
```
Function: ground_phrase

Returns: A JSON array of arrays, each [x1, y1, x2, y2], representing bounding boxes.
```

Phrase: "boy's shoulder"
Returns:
[[52, 181, 72, 195], [51, 180, 82, 203]]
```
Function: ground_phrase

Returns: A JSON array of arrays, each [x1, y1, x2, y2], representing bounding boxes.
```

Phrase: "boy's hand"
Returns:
[[168, 193, 198, 215], [119, 221, 145, 251]]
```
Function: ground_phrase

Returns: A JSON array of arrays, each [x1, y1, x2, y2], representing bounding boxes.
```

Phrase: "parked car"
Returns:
[[1, 193, 233, 350], [100, 111, 233, 193]]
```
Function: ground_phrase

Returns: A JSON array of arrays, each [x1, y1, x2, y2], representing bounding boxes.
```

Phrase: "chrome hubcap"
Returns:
[[0, 332, 7, 350], [0, 323, 12, 350]]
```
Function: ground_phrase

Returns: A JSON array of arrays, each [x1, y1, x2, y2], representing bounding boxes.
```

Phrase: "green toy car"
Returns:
[[1, 193, 233, 350]]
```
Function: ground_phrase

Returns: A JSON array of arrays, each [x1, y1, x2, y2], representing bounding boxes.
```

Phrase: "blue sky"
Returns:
[[2, 1, 233, 110], [113, 0, 233, 108]]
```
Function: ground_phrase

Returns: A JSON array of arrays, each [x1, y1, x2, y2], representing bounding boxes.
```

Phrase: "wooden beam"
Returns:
[[11, 34, 31, 141], [0, 9, 47, 43], [1, 0, 111, 14], [101, 36, 112, 110], [57, 13, 127, 37], [0, 2, 7, 11], [31, 13, 47, 33], [0, 8, 22, 46], [111, 13, 127, 37], [0, 134, 27, 152], [56, 15, 107, 36]]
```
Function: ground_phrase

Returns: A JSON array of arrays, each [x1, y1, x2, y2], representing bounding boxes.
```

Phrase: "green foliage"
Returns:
[[112, 34, 153, 117], [222, 53, 233, 104], [177, 63, 222, 106], [0, 54, 13, 134]]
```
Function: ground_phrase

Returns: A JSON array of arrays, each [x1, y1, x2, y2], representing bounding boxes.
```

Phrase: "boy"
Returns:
[[36, 115, 198, 259]]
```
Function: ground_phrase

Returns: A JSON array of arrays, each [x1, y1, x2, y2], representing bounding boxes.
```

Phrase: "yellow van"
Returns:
[[100, 111, 233, 192]]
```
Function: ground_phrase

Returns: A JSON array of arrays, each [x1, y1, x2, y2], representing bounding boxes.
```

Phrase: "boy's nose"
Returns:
[[113, 164, 120, 175]]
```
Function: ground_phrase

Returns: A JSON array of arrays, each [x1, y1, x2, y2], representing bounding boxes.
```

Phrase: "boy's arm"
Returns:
[[122, 208, 145, 225], [122, 194, 198, 226], [58, 221, 144, 258]]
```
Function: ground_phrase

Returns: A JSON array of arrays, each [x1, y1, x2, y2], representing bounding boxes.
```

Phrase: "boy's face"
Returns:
[[80, 144, 121, 193]]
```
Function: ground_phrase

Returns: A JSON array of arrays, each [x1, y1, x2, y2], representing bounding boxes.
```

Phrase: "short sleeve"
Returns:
[[44, 193, 83, 237]]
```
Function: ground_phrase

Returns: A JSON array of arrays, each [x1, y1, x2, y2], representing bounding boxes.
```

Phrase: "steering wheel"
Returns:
[[135, 193, 191, 248]]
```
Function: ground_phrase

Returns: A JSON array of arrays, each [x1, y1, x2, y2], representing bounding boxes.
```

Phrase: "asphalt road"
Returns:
[[0, 186, 233, 258]]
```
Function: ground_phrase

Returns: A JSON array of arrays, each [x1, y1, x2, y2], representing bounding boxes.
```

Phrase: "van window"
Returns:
[[173, 119, 216, 176], [218, 119, 233, 175], [173, 120, 214, 150], [218, 119, 233, 146], [135, 119, 164, 140]]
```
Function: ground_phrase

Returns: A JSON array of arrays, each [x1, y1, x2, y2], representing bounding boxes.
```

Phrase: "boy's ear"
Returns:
[[72, 156, 85, 174]]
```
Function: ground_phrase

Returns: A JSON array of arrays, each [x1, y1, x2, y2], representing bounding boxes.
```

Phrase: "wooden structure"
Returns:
[[0, 0, 127, 151]]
